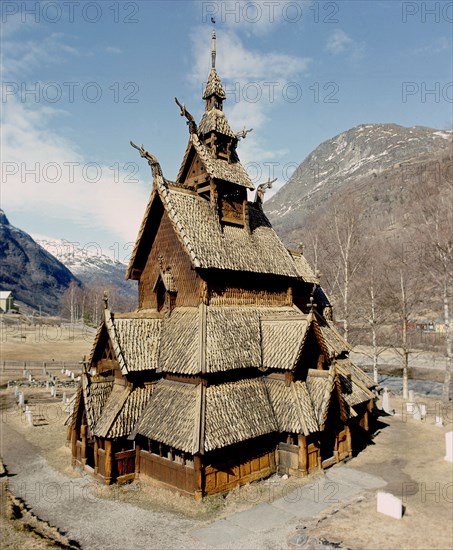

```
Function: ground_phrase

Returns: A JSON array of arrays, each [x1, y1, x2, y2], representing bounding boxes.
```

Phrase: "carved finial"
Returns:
[[211, 30, 216, 69], [254, 177, 276, 205], [130, 141, 163, 179], [174, 97, 198, 134], [298, 242, 304, 254], [235, 126, 253, 140], [103, 290, 108, 309], [306, 296, 317, 312], [158, 255, 164, 270]]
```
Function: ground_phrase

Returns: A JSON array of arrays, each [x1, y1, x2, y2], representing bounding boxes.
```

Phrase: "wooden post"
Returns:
[[71, 428, 77, 466], [194, 454, 203, 500], [104, 440, 113, 484], [298, 434, 308, 475], [346, 425, 353, 458], [81, 424, 87, 465], [135, 443, 141, 478], [94, 438, 99, 474]]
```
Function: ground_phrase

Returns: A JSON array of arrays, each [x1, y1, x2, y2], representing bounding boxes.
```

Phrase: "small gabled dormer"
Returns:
[[216, 181, 247, 226], [153, 262, 177, 312]]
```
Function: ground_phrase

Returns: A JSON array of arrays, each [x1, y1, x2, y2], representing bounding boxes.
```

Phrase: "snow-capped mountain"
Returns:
[[34, 237, 137, 301], [0, 211, 80, 314], [266, 124, 452, 238]]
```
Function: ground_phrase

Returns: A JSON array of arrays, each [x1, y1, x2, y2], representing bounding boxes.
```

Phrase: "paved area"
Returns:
[[191, 469, 386, 548]]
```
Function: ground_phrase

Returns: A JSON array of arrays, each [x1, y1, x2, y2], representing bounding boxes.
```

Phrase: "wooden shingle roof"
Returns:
[[203, 67, 226, 99], [94, 385, 154, 439], [198, 108, 236, 138], [191, 133, 254, 189]]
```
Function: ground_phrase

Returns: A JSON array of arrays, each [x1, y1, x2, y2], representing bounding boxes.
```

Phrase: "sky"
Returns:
[[1, 0, 452, 263]]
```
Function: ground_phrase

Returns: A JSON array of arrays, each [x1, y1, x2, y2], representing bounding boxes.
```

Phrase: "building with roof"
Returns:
[[70, 33, 376, 498], [0, 290, 17, 313]]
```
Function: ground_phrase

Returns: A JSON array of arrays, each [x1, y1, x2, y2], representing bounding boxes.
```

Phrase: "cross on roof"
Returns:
[[307, 296, 317, 311]]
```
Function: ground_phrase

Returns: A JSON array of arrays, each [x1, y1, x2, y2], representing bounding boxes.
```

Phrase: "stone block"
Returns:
[[377, 491, 403, 519]]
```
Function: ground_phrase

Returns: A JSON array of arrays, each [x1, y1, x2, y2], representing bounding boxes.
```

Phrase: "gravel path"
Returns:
[[2, 422, 203, 550]]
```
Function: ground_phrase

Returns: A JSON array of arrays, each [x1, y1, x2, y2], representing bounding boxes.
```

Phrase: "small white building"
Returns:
[[0, 291, 17, 313]]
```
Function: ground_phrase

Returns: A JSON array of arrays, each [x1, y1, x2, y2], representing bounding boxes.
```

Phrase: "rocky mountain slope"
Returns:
[[0, 211, 80, 315], [266, 124, 452, 245], [34, 237, 137, 303]]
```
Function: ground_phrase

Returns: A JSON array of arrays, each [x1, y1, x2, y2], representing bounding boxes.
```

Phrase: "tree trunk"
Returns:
[[401, 271, 409, 400], [442, 279, 452, 402]]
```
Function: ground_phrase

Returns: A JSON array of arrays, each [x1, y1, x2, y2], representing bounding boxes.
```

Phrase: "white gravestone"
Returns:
[[382, 387, 393, 414], [25, 406, 33, 426], [445, 431, 453, 463], [377, 492, 403, 519], [413, 404, 422, 421], [18, 392, 24, 408], [435, 415, 443, 427], [62, 392, 67, 403], [419, 403, 426, 419], [408, 389, 415, 402]]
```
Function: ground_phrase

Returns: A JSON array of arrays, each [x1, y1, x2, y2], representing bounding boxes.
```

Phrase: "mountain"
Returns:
[[0, 210, 80, 314], [266, 124, 452, 245], [34, 237, 137, 303]]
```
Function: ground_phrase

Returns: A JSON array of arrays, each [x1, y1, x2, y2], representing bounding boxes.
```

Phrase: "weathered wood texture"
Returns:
[[139, 450, 197, 494], [139, 210, 201, 309], [204, 446, 276, 495]]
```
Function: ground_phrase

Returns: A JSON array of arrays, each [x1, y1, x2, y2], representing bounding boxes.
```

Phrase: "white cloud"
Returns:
[[105, 46, 122, 55], [189, 27, 311, 192], [326, 30, 353, 55], [2, 97, 148, 244], [1, 32, 79, 78]]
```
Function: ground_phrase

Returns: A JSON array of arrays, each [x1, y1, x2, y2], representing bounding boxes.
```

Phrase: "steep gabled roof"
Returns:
[[203, 67, 226, 100], [94, 384, 154, 439], [81, 372, 115, 433], [134, 377, 277, 454], [127, 176, 300, 279], [89, 309, 162, 374], [312, 311, 351, 359], [198, 108, 236, 138], [264, 378, 319, 436], [288, 251, 318, 284]]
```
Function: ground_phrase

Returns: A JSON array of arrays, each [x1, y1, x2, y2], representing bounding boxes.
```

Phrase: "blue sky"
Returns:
[[1, 0, 452, 261]]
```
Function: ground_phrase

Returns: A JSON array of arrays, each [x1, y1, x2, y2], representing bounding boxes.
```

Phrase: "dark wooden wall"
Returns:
[[139, 210, 201, 309]]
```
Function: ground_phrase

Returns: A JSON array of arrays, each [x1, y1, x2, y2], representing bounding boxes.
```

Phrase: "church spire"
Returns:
[[211, 30, 216, 69], [203, 32, 226, 108]]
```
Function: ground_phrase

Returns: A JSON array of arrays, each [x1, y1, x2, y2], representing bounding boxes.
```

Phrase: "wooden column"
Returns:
[[71, 428, 77, 466], [346, 425, 353, 458], [194, 454, 203, 500], [104, 440, 113, 485], [94, 438, 99, 474], [298, 434, 308, 475], [135, 444, 141, 478], [81, 424, 87, 465]]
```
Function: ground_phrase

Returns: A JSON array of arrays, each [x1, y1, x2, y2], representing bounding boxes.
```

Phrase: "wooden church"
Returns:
[[70, 33, 376, 498]]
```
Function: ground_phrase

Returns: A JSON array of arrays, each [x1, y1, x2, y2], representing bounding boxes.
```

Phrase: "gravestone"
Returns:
[[382, 387, 393, 414], [408, 390, 415, 402], [25, 406, 33, 426], [435, 415, 443, 427], [377, 492, 403, 519], [18, 392, 24, 408], [413, 404, 421, 421], [62, 392, 67, 403], [419, 403, 426, 419], [445, 431, 453, 463]]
